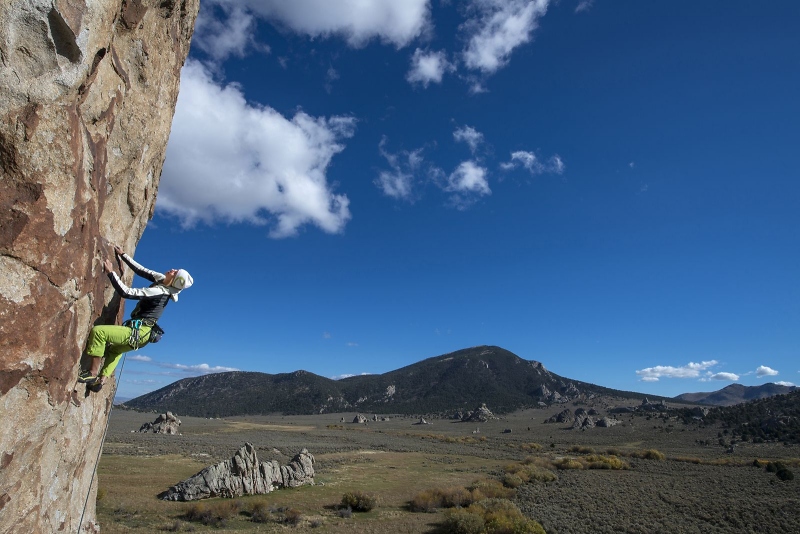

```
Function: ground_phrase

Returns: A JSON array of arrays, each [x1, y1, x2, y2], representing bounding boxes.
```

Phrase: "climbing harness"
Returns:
[[126, 318, 144, 349], [123, 318, 164, 348]]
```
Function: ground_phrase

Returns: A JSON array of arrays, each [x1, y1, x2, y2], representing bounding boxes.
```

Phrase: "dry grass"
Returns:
[[96, 408, 800, 533]]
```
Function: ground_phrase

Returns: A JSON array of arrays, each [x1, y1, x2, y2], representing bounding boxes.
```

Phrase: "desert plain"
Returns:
[[96, 400, 800, 533]]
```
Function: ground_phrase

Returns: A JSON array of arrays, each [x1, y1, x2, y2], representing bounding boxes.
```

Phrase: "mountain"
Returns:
[[674, 383, 798, 407], [122, 346, 657, 417], [699, 390, 800, 444]]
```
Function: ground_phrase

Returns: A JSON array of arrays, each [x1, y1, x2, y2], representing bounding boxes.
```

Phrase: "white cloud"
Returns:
[[775, 381, 796, 387], [128, 356, 239, 377], [375, 137, 425, 201], [707, 372, 740, 381], [331, 372, 372, 380], [208, 0, 431, 48], [194, 4, 260, 62], [575, 0, 594, 13], [756, 365, 779, 377], [453, 125, 484, 154], [550, 154, 565, 174], [407, 49, 454, 87], [438, 160, 491, 209], [635, 360, 718, 382], [346, 342, 359, 347], [160, 60, 356, 238], [501, 150, 564, 175], [157, 362, 240, 374], [446, 161, 490, 195], [462, 0, 550, 74]]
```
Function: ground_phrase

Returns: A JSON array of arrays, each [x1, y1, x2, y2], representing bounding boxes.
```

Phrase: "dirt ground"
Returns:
[[96, 401, 800, 533]]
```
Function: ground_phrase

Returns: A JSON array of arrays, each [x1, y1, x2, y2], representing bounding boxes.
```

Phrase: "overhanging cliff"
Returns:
[[0, 1, 198, 532]]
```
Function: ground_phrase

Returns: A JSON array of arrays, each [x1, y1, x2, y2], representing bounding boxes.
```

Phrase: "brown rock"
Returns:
[[0, 1, 198, 532]]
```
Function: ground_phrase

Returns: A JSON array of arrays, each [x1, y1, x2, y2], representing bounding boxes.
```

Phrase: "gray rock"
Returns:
[[545, 409, 574, 424], [596, 417, 620, 428], [159, 443, 315, 501], [462, 403, 496, 422], [138, 412, 181, 434]]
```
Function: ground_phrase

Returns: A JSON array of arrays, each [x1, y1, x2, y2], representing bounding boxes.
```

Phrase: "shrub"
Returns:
[[776, 468, 794, 481], [184, 500, 240, 527], [568, 445, 595, 454], [410, 489, 445, 512], [469, 478, 516, 499], [553, 458, 584, 470], [443, 507, 485, 534], [631, 449, 666, 461], [469, 499, 546, 534], [766, 461, 785, 473], [584, 454, 629, 470], [504, 462, 558, 484], [527, 466, 558, 483], [410, 486, 477, 512], [249, 500, 270, 523], [283, 508, 303, 525], [337, 507, 353, 519], [503, 473, 524, 488], [341, 490, 377, 512]]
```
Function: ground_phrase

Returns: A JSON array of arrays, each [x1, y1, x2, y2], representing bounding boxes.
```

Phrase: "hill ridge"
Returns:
[[123, 345, 657, 417]]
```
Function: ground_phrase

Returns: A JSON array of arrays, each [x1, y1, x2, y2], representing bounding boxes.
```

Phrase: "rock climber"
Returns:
[[78, 246, 193, 391]]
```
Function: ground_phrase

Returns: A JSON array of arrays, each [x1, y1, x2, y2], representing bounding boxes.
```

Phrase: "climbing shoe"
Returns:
[[77, 370, 97, 383], [88, 381, 103, 393]]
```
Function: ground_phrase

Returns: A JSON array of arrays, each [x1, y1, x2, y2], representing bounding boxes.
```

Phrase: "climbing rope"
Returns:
[[76, 353, 127, 534]]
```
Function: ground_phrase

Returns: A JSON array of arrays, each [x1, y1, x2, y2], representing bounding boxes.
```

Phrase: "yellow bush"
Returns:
[[631, 449, 666, 460], [469, 478, 516, 499], [584, 454, 629, 470], [554, 458, 584, 470]]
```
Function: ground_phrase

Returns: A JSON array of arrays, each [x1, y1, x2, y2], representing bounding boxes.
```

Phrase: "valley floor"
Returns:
[[97, 403, 800, 533]]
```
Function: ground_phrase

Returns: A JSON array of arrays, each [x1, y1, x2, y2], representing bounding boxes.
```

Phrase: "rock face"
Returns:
[[159, 443, 316, 501], [138, 411, 181, 434], [0, 1, 198, 532]]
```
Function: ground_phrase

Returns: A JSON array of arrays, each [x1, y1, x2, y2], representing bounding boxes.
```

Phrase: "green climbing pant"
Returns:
[[84, 324, 152, 377]]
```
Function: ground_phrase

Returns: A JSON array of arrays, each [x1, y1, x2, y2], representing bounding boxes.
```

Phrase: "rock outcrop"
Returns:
[[545, 409, 574, 424], [0, 1, 198, 532], [159, 443, 315, 501], [138, 411, 181, 434], [461, 403, 496, 422]]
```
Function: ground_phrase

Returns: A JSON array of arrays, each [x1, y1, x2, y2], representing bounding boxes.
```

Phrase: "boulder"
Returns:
[[545, 409, 574, 424], [138, 411, 181, 434], [0, 1, 198, 532], [596, 417, 620, 428], [159, 443, 315, 501], [572, 416, 595, 430], [462, 403, 496, 422], [353, 414, 367, 424]]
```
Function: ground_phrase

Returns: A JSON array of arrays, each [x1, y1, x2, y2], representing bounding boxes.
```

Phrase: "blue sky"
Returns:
[[115, 0, 799, 400]]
